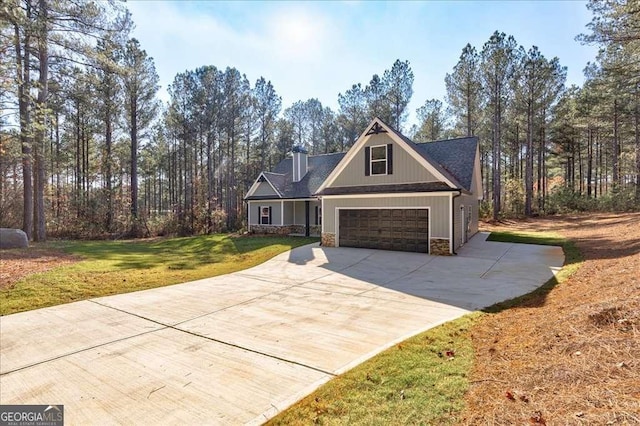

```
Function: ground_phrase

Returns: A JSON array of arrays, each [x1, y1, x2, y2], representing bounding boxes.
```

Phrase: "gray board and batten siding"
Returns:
[[329, 134, 440, 187], [323, 195, 451, 239]]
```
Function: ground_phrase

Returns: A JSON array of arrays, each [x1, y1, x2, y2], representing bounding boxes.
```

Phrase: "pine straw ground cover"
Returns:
[[0, 246, 80, 290], [463, 213, 640, 425]]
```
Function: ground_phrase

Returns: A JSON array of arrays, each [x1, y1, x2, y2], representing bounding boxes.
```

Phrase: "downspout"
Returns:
[[451, 190, 462, 255]]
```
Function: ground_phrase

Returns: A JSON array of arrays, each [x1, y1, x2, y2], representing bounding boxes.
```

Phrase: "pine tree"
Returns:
[[383, 59, 414, 131], [481, 31, 518, 220], [414, 99, 447, 142], [445, 44, 482, 137], [122, 38, 159, 232]]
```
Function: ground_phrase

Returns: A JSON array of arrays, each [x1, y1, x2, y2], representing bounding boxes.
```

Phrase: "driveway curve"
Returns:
[[0, 232, 563, 425]]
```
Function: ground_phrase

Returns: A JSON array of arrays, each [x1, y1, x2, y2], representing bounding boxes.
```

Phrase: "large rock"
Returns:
[[0, 228, 29, 249]]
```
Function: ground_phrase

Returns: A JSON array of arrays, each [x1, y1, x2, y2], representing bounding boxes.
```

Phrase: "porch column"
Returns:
[[305, 200, 310, 237]]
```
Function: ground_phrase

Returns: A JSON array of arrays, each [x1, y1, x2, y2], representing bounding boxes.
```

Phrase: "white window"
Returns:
[[370, 145, 387, 175], [260, 206, 271, 225], [316, 206, 322, 226]]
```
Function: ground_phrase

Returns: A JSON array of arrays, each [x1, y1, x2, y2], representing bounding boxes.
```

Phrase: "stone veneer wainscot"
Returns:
[[430, 238, 451, 256]]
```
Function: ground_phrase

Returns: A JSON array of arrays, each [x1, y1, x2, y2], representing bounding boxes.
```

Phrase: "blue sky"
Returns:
[[126, 0, 598, 127]]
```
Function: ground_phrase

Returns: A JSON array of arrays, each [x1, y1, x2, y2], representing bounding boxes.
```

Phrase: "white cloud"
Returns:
[[266, 9, 330, 62]]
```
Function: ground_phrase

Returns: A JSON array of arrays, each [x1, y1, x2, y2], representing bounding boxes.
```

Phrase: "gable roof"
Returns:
[[262, 172, 286, 196], [245, 118, 479, 200], [245, 152, 345, 200]]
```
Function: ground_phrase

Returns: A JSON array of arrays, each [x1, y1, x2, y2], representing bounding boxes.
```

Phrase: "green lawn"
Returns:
[[0, 235, 317, 315], [267, 230, 581, 425], [267, 314, 480, 426]]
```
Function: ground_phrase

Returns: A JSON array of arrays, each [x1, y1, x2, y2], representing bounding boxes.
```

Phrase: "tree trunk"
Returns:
[[54, 109, 61, 219], [524, 102, 533, 216], [105, 96, 113, 232], [466, 79, 472, 137], [492, 83, 501, 221], [32, 0, 49, 242], [130, 97, 139, 228], [613, 98, 620, 191], [75, 100, 81, 217], [540, 121, 547, 211], [587, 127, 593, 198], [635, 84, 640, 201], [14, 10, 33, 240]]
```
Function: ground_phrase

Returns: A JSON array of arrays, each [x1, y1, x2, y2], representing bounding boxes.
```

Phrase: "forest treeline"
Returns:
[[0, 0, 638, 240]]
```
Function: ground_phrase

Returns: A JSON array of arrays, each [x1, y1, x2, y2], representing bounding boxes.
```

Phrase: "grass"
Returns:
[[268, 230, 581, 425], [0, 235, 318, 315], [267, 313, 480, 426]]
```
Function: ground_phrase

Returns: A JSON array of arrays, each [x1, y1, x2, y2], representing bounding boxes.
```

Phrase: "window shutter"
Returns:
[[268, 206, 272, 225], [364, 146, 371, 176], [387, 144, 393, 175], [257, 205, 261, 224], [315, 206, 318, 225]]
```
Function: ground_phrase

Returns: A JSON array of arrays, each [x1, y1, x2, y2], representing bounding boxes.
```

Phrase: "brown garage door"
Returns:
[[338, 209, 429, 253]]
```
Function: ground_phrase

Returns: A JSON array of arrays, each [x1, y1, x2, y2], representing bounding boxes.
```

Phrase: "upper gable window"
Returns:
[[370, 145, 387, 175], [364, 143, 393, 176]]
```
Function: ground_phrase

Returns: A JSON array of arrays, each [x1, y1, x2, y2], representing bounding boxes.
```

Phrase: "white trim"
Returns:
[[460, 204, 466, 247], [318, 180, 445, 189], [321, 197, 325, 235], [449, 192, 453, 254], [369, 144, 388, 176], [247, 201, 252, 232], [316, 118, 457, 193], [259, 205, 271, 225], [247, 197, 318, 202], [280, 200, 284, 225], [335, 206, 431, 255], [322, 192, 454, 199], [474, 144, 483, 200], [245, 172, 283, 199]]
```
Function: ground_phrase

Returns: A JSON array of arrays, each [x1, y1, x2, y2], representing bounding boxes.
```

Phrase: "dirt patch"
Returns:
[[463, 213, 640, 425], [0, 246, 80, 290]]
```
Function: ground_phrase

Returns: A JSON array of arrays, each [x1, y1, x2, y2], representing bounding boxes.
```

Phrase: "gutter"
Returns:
[[451, 190, 462, 255]]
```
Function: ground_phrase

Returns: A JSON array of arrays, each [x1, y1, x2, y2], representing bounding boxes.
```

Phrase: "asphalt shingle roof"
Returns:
[[260, 152, 345, 199], [246, 125, 478, 200], [261, 172, 286, 196], [319, 182, 453, 195], [415, 137, 478, 192]]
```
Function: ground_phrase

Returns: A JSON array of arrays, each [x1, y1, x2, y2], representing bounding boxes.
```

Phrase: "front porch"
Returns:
[[247, 199, 322, 237]]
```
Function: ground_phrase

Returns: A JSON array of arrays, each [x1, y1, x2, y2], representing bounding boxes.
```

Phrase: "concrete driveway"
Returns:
[[0, 232, 563, 424]]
